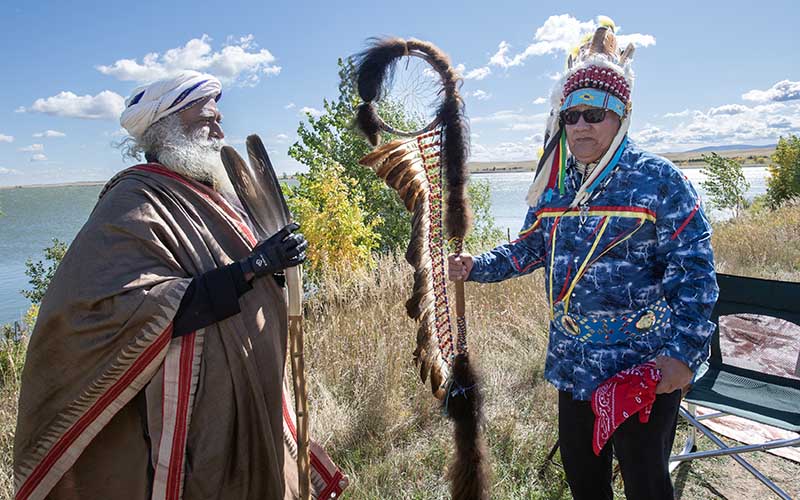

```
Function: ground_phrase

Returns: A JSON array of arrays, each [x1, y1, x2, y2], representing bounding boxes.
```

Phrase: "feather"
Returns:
[[590, 26, 617, 57], [597, 15, 616, 32], [619, 43, 636, 65], [360, 139, 450, 396]]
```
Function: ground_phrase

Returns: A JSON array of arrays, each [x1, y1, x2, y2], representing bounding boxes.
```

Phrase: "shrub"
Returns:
[[766, 134, 800, 208], [700, 152, 749, 218], [287, 163, 381, 278]]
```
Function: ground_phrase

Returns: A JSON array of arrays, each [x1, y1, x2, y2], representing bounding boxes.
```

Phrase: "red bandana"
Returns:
[[591, 361, 662, 455]]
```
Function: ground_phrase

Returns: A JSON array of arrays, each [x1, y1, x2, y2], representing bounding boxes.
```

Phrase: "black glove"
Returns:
[[240, 222, 307, 279]]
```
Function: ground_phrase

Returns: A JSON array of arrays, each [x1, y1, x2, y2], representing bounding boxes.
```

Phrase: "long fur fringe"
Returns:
[[446, 354, 489, 500]]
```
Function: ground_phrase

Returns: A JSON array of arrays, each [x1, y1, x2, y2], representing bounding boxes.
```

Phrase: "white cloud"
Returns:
[[533, 97, 547, 105], [27, 90, 125, 120], [96, 34, 281, 86], [275, 133, 290, 142], [0, 167, 20, 175], [284, 102, 296, 110], [471, 138, 539, 162], [616, 34, 656, 49], [488, 15, 655, 69], [30, 153, 48, 162], [524, 133, 545, 143], [464, 66, 491, 80], [505, 123, 544, 131], [18, 144, 44, 152], [300, 106, 323, 118], [471, 110, 549, 133], [33, 130, 66, 138], [471, 90, 492, 101], [708, 104, 749, 116], [14, 107, 25, 113], [0, 134, 13, 143], [664, 109, 691, 118], [489, 41, 515, 68], [632, 101, 800, 152], [767, 117, 793, 129], [742, 80, 800, 103]]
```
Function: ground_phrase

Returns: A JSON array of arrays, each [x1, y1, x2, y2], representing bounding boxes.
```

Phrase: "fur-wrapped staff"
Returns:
[[354, 37, 489, 500]]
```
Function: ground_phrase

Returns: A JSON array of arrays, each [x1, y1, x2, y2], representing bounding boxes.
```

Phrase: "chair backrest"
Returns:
[[710, 274, 800, 370]]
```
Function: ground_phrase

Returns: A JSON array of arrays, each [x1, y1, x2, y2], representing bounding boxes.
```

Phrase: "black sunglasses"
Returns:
[[561, 108, 607, 125]]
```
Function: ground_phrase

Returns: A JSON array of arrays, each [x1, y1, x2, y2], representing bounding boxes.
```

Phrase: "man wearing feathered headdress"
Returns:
[[14, 70, 347, 499], [449, 18, 718, 499]]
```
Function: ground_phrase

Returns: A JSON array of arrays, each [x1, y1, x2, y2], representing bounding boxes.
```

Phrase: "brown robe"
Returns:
[[14, 165, 347, 500]]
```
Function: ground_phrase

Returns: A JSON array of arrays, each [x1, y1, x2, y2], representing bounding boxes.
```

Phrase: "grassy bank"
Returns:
[[1, 202, 799, 499]]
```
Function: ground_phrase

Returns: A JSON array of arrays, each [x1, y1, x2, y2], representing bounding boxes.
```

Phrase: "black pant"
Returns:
[[558, 389, 681, 500]]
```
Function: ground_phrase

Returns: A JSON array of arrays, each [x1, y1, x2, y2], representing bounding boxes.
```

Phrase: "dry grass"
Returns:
[[712, 199, 800, 281], [0, 384, 15, 500], [2, 203, 799, 499], [304, 255, 563, 498]]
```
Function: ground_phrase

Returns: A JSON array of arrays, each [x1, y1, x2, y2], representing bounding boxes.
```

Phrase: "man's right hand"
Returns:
[[241, 222, 307, 281], [447, 252, 474, 281]]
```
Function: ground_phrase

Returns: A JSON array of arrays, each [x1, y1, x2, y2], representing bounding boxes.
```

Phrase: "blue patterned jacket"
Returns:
[[469, 140, 719, 399]]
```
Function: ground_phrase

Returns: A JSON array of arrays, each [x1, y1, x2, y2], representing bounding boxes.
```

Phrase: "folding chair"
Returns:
[[669, 273, 800, 499]]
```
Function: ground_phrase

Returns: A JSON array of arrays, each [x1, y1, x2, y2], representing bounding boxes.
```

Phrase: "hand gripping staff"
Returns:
[[220, 136, 310, 500], [355, 38, 489, 500]]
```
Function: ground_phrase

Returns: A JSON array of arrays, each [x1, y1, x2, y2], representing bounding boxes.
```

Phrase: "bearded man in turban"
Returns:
[[14, 71, 347, 500], [449, 20, 718, 500]]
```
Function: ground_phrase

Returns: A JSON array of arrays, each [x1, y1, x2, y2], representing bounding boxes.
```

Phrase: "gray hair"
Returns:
[[117, 113, 184, 162]]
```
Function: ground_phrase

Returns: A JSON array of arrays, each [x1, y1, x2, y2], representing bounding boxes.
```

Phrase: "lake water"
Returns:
[[0, 167, 769, 325], [474, 166, 769, 238]]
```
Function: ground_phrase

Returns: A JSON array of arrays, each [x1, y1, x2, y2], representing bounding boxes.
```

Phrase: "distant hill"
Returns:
[[683, 144, 776, 153], [468, 160, 536, 173], [466, 144, 776, 173], [663, 145, 775, 168]]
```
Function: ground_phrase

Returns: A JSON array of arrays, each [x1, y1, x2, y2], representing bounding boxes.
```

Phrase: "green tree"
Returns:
[[699, 152, 750, 218], [766, 134, 800, 208], [289, 58, 414, 253], [21, 238, 67, 304], [465, 180, 505, 252]]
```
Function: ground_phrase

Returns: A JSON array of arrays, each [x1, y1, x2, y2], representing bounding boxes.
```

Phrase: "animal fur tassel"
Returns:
[[446, 354, 489, 499]]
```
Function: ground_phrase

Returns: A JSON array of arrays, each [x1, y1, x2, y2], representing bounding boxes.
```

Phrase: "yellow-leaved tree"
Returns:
[[286, 162, 381, 278]]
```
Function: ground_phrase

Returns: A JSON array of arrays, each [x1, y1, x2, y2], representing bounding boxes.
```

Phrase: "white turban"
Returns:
[[120, 70, 222, 139]]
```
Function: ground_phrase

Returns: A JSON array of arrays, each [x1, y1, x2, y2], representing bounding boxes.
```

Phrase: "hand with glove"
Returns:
[[240, 222, 307, 281]]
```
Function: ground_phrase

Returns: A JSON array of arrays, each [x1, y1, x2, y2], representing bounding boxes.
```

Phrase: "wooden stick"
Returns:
[[286, 266, 310, 500]]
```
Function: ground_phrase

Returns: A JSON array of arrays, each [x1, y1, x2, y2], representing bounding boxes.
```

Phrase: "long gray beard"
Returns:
[[148, 115, 235, 195]]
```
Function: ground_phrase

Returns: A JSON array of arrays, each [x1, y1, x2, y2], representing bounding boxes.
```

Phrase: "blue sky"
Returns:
[[1, 0, 798, 186]]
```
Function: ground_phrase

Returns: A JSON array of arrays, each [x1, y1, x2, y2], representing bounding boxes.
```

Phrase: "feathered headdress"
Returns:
[[527, 17, 636, 208]]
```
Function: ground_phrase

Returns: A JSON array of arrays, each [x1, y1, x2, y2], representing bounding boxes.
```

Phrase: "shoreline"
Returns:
[[0, 163, 770, 189], [0, 181, 107, 191]]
